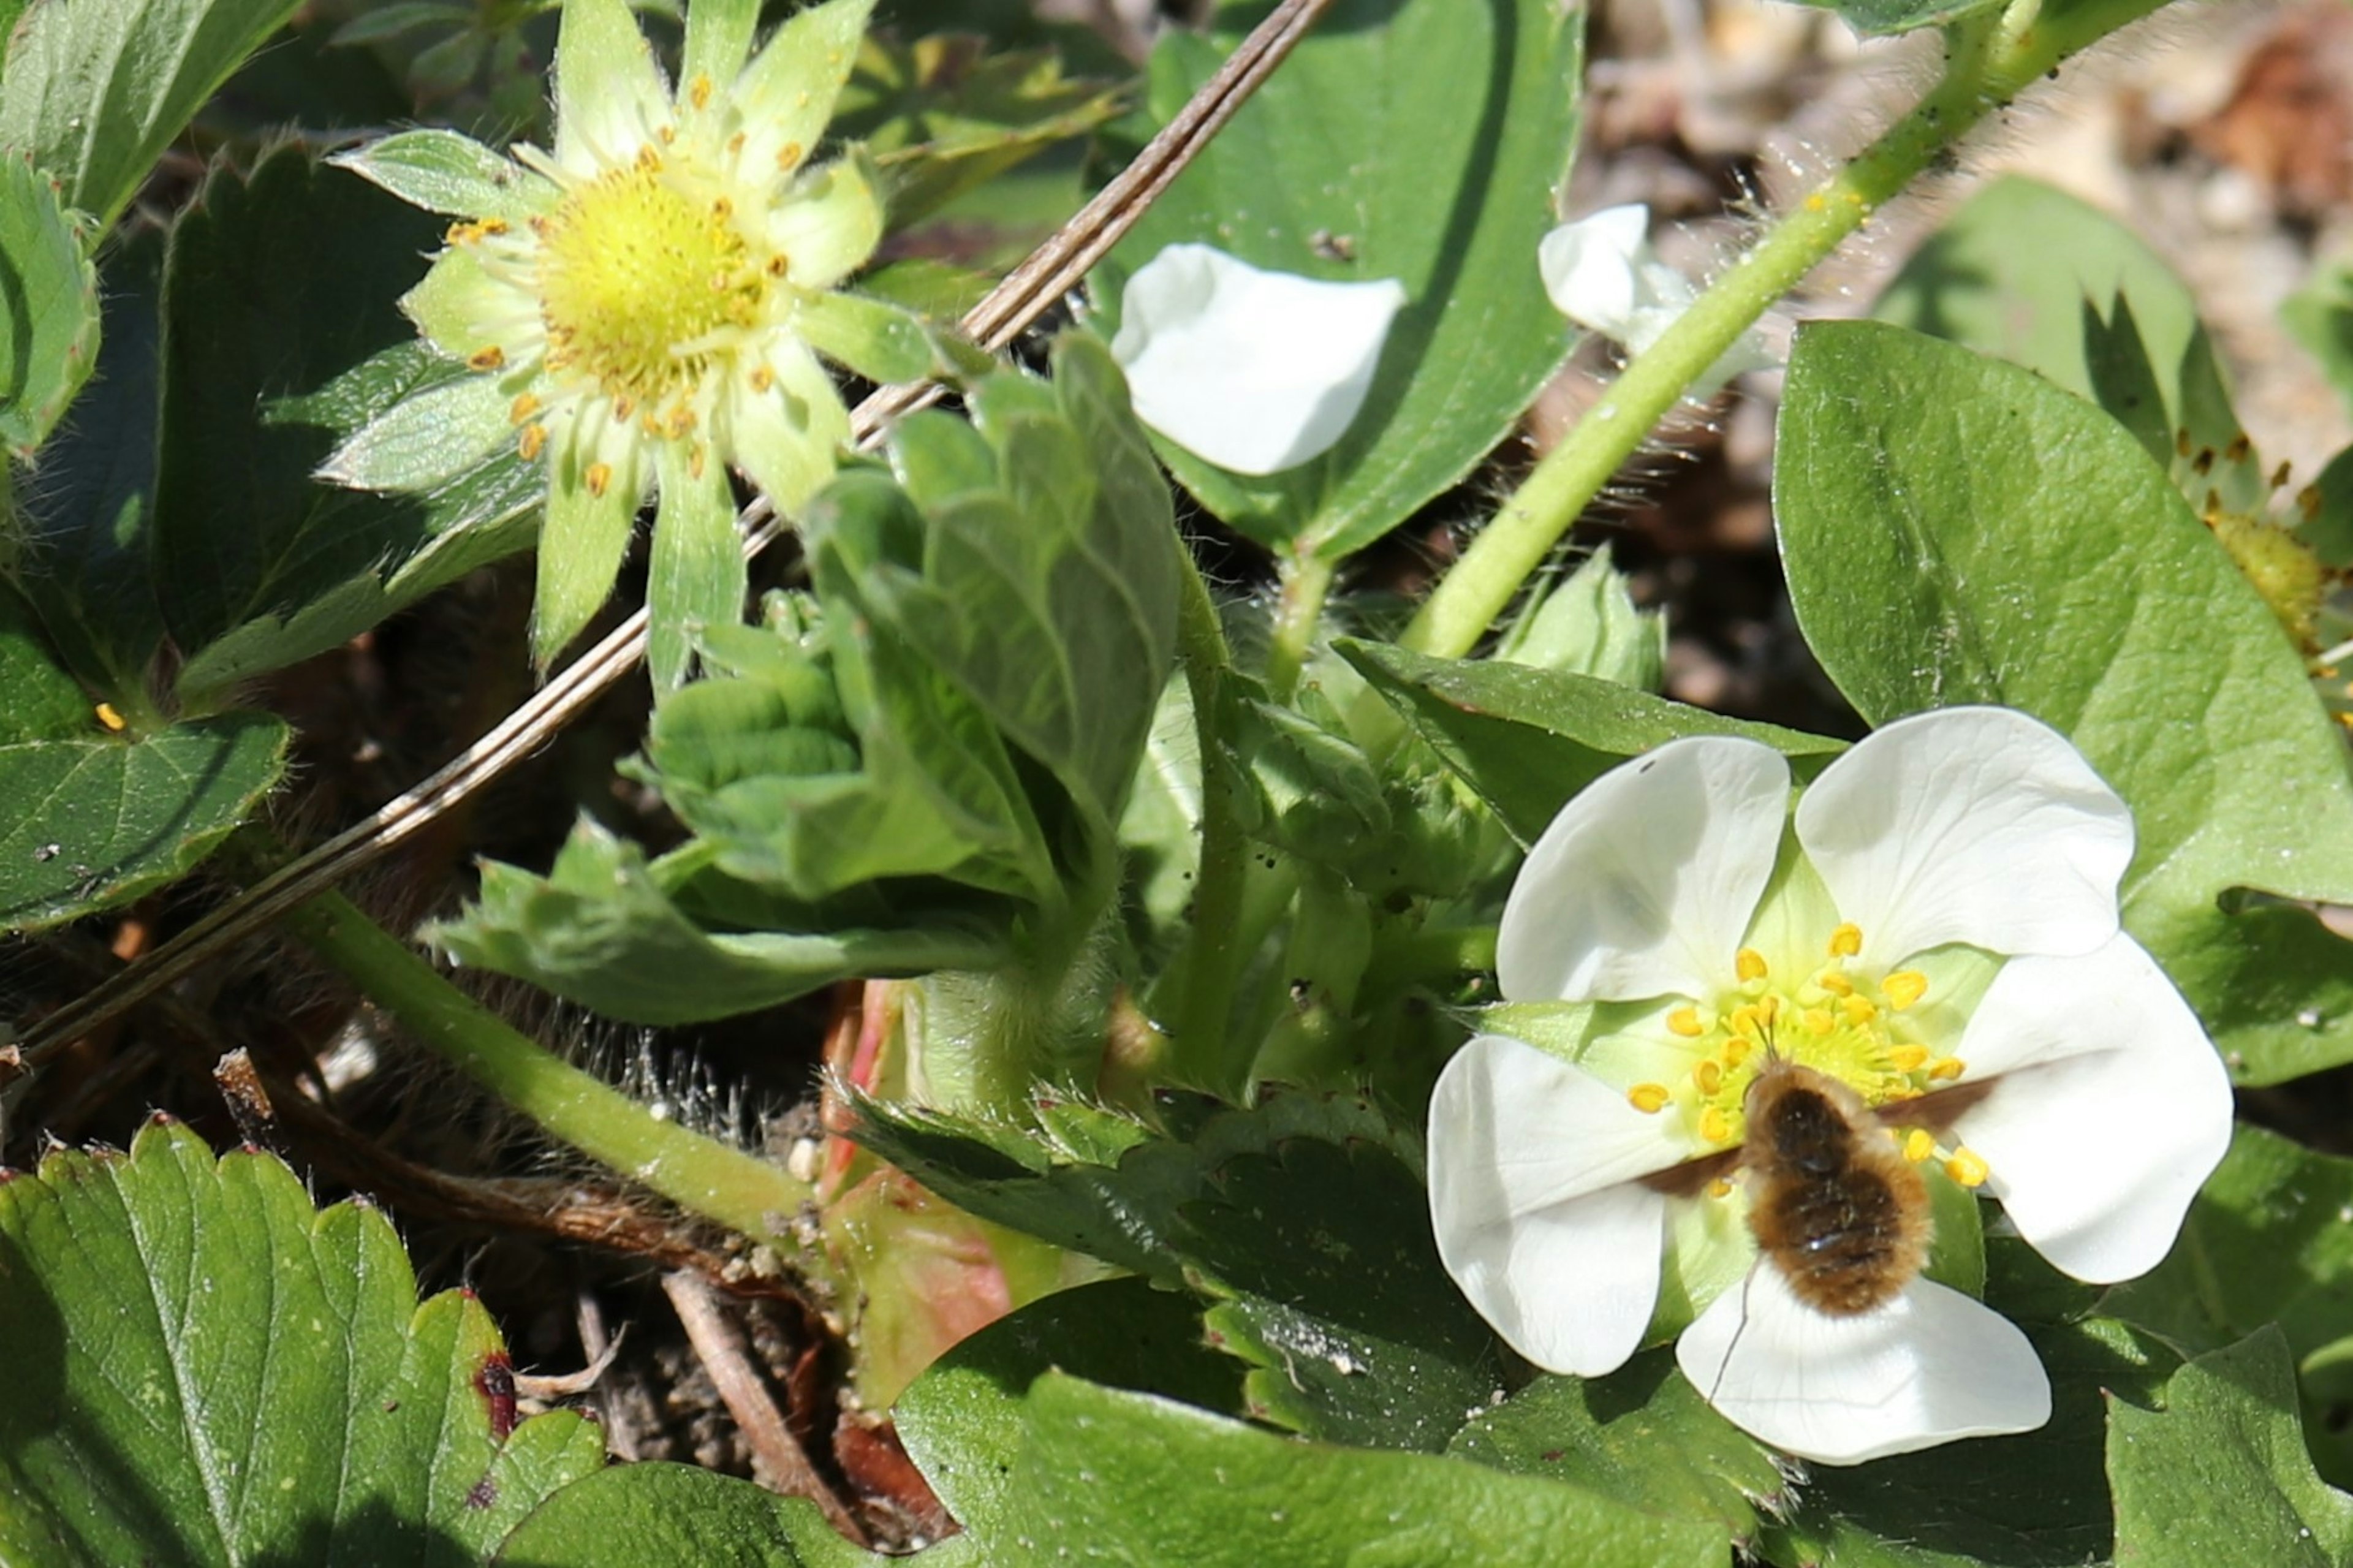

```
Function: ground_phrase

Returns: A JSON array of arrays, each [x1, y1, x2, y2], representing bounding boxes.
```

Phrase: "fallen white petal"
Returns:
[[1110, 243, 1405, 475], [1951, 933, 2232, 1282], [1537, 204, 1775, 391], [1795, 706, 2133, 968], [1499, 736, 1789, 1005], [1428, 1035, 1685, 1376], [1677, 1267, 2050, 1465]]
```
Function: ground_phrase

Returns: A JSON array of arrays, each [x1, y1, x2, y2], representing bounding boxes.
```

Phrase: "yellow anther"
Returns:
[[585, 461, 613, 498], [765, 253, 789, 278], [1828, 923, 1863, 957], [1816, 969, 1854, 997], [1946, 1147, 1991, 1187], [1735, 948, 1768, 982], [468, 346, 506, 371], [1707, 1178, 1733, 1200], [1903, 1129, 1935, 1163], [634, 145, 661, 172], [1887, 1043, 1930, 1072], [689, 443, 707, 480], [1692, 1060, 1722, 1096], [1802, 1008, 1835, 1037], [1841, 996, 1879, 1027], [1758, 994, 1781, 1023], [509, 392, 541, 425], [1699, 1106, 1733, 1145], [1627, 1083, 1672, 1115], [612, 397, 635, 423], [749, 364, 775, 393], [1666, 1006, 1705, 1039], [94, 702, 125, 732], [689, 74, 713, 110], [517, 423, 548, 461], [1928, 1056, 1965, 1082], [1882, 971, 1929, 1011], [1720, 1037, 1751, 1066], [727, 131, 747, 157]]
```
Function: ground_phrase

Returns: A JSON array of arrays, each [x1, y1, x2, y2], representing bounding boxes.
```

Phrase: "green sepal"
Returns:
[[330, 129, 553, 221]]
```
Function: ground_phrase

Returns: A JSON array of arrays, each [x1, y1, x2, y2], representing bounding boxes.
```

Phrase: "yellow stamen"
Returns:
[[1720, 1036, 1751, 1066], [468, 346, 506, 371], [748, 364, 775, 394], [1946, 1147, 1990, 1187], [1666, 1006, 1705, 1039], [689, 74, 713, 110], [1816, 969, 1854, 997], [517, 423, 547, 461], [1882, 970, 1929, 1010], [689, 442, 707, 480], [1841, 996, 1879, 1026], [1735, 948, 1768, 982], [509, 393, 541, 425], [1699, 1106, 1733, 1145], [1692, 1060, 1722, 1096], [1802, 1008, 1835, 1037], [1928, 1056, 1965, 1082], [94, 702, 125, 732], [1887, 1043, 1930, 1072], [1828, 923, 1863, 957], [585, 461, 613, 499], [1627, 1083, 1671, 1115], [778, 140, 805, 170], [1903, 1129, 1935, 1163], [612, 398, 635, 423], [1707, 1178, 1733, 1200]]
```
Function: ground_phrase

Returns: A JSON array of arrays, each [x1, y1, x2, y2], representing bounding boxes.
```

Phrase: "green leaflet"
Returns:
[[2107, 1330, 2353, 1567], [851, 1089, 1501, 1452], [897, 1280, 1722, 1568], [0, 1121, 605, 1562], [1776, 320, 2353, 1086], [1341, 639, 1846, 843], [156, 148, 539, 706], [0, 0, 305, 228], [1090, 0, 1583, 559], [0, 153, 97, 460]]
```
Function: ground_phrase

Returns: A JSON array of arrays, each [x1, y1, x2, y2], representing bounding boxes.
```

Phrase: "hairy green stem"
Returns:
[[1264, 550, 1335, 701], [1400, 0, 2162, 664], [1167, 547, 1255, 1100], [276, 888, 819, 1259]]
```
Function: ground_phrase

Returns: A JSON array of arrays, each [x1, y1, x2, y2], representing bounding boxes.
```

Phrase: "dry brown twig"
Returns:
[[17, 0, 1334, 1065]]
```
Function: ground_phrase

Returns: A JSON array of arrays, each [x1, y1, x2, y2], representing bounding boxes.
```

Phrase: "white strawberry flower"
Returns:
[[1427, 706, 2232, 1464], [328, 0, 912, 678]]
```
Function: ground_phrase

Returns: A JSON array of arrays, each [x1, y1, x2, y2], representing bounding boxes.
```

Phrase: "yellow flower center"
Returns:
[[533, 155, 771, 417], [1625, 923, 1965, 1150]]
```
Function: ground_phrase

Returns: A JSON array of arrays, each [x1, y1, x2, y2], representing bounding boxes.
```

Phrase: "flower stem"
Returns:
[[273, 886, 820, 1262], [1167, 545, 1256, 1100], [1264, 549, 1335, 700], [1398, 0, 2162, 664]]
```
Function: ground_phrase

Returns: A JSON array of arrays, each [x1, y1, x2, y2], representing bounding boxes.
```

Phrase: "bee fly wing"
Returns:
[[1676, 1266, 2051, 1465]]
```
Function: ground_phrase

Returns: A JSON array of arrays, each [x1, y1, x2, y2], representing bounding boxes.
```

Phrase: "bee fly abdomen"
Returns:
[[1743, 1067, 1933, 1318]]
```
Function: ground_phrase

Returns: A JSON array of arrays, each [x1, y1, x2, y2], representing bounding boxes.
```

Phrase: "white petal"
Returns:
[[1536, 205, 1775, 392], [1498, 737, 1789, 1004], [1109, 244, 1405, 476], [551, 0, 670, 174], [1951, 933, 2232, 1283], [1427, 1035, 1687, 1376], [1795, 706, 2133, 967], [1677, 1268, 2050, 1465], [1537, 205, 1688, 342]]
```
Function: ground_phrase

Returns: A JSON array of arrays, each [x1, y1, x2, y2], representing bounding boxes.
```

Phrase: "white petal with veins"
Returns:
[[1427, 1035, 1686, 1375], [1499, 736, 1789, 1004], [1677, 1267, 2050, 1464], [1950, 933, 2232, 1282], [1110, 244, 1405, 476], [1796, 706, 2133, 967]]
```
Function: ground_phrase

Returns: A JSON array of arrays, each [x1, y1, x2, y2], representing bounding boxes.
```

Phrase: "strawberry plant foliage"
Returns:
[[6, 0, 2353, 1561]]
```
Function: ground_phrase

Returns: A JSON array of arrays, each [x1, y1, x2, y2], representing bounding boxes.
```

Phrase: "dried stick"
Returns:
[[16, 0, 1333, 1066], [663, 1268, 865, 1543]]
